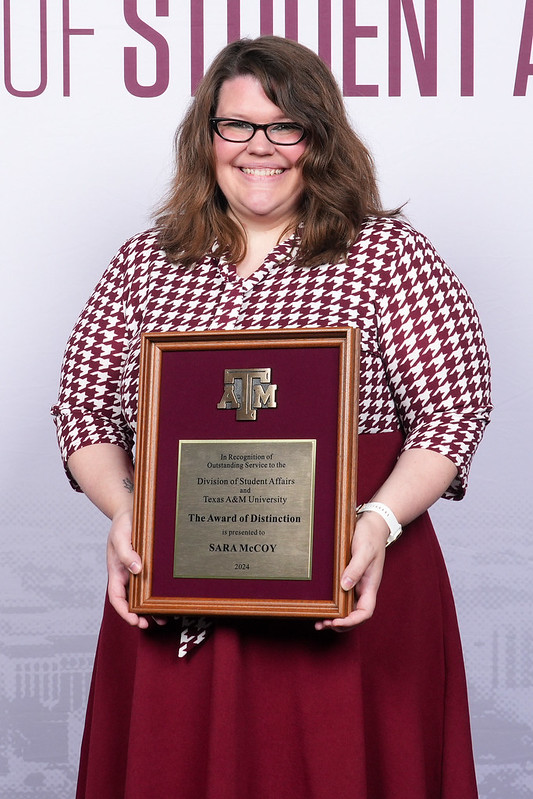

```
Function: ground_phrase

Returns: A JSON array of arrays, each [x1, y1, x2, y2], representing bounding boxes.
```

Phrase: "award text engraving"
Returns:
[[174, 440, 316, 580]]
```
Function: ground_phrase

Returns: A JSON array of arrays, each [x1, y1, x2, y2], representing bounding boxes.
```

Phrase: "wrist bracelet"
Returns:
[[356, 502, 403, 547]]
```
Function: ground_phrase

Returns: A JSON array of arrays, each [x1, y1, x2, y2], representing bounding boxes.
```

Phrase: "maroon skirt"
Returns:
[[76, 432, 478, 799]]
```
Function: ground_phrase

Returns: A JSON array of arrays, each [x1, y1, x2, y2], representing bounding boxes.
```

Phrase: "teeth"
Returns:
[[241, 168, 284, 176]]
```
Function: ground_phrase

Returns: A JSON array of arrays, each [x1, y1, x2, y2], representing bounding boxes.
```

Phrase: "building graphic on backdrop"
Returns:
[[1, 532, 532, 798]]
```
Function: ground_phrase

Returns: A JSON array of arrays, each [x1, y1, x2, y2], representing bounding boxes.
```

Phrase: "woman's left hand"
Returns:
[[315, 511, 389, 632], [314, 448, 459, 632]]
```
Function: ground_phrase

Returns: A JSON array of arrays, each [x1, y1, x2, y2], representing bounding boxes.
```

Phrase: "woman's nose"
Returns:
[[246, 129, 276, 154]]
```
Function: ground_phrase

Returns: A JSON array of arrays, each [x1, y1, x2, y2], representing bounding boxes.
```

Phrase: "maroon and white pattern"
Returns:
[[52, 217, 491, 499], [52, 216, 491, 656], [178, 616, 213, 658]]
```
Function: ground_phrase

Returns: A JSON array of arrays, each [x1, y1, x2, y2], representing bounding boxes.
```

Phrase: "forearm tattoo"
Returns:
[[123, 478, 134, 494]]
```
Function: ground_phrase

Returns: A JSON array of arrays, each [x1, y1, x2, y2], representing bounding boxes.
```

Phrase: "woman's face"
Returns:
[[213, 75, 306, 231]]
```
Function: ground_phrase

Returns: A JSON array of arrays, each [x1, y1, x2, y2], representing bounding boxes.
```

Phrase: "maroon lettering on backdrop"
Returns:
[[318, 0, 332, 67], [227, 0, 240, 43], [514, 0, 533, 95], [388, 0, 437, 97], [3, 0, 47, 97], [285, 0, 298, 41], [190, 0, 203, 96], [3, 0, 93, 97], [2, 0, 530, 98], [62, 0, 94, 96], [343, 0, 379, 97], [190, 0, 297, 94], [124, 0, 169, 98], [461, 0, 474, 96], [260, 0, 273, 35]]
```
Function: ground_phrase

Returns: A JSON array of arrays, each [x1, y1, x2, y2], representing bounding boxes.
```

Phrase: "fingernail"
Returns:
[[129, 562, 141, 574], [341, 577, 355, 590]]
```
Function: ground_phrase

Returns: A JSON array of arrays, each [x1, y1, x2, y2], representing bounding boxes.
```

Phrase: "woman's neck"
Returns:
[[235, 222, 294, 279]]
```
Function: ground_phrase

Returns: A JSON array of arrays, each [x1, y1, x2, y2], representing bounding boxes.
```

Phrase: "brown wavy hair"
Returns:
[[156, 36, 397, 267]]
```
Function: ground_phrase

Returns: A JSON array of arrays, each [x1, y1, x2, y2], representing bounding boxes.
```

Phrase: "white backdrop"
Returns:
[[1, 2, 532, 797]]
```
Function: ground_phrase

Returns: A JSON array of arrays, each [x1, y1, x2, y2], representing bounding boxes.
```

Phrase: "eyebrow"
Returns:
[[215, 113, 294, 122]]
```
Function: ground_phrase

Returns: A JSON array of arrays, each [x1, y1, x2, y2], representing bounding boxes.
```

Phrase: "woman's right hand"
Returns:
[[106, 507, 149, 628], [67, 444, 156, 629]]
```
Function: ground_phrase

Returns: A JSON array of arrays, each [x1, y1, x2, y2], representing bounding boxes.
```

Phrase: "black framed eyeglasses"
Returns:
[[210, 118, 306, 146]]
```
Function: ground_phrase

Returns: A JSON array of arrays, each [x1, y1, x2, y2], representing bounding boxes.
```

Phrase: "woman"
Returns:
[[53, 36, 491, 799]]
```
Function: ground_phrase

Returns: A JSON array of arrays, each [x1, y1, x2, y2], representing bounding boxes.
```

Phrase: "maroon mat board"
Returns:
[[152, 345, 339, 600]]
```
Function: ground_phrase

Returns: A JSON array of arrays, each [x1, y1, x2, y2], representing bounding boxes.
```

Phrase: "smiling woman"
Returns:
[[156, 35, 390, 271], [53, 34, 491, 799]]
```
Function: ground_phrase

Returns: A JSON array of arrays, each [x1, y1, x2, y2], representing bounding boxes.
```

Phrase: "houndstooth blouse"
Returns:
[[52, 217, 491, 500]]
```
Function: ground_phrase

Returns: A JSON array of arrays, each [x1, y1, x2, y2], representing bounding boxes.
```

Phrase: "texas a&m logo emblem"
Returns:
[[217, 368, 277, 421]]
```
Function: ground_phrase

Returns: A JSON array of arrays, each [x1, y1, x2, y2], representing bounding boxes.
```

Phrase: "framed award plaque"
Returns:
[[129, 327, 359, 618]]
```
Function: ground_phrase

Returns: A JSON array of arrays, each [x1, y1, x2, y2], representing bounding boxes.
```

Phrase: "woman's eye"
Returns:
[[222, 120, 252, 131], [270, 123, 299, 133]]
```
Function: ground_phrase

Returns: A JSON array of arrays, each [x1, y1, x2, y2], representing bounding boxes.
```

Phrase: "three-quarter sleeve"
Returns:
[[375, 225, 491, 499], [51, 243, 135, 490]]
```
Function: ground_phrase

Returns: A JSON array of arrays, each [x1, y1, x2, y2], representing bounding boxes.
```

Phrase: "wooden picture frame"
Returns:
[[129, 327, 359, 618]]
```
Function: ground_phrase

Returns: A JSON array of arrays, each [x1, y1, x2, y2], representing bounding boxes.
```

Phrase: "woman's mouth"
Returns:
[[240, 167, 285, 176]]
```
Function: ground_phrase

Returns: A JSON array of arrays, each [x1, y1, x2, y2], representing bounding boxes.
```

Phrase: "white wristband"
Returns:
[[356, 502, 403, 547]]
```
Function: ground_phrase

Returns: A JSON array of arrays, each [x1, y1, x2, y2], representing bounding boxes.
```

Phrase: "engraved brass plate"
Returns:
[[174, 440, 316, 580]]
